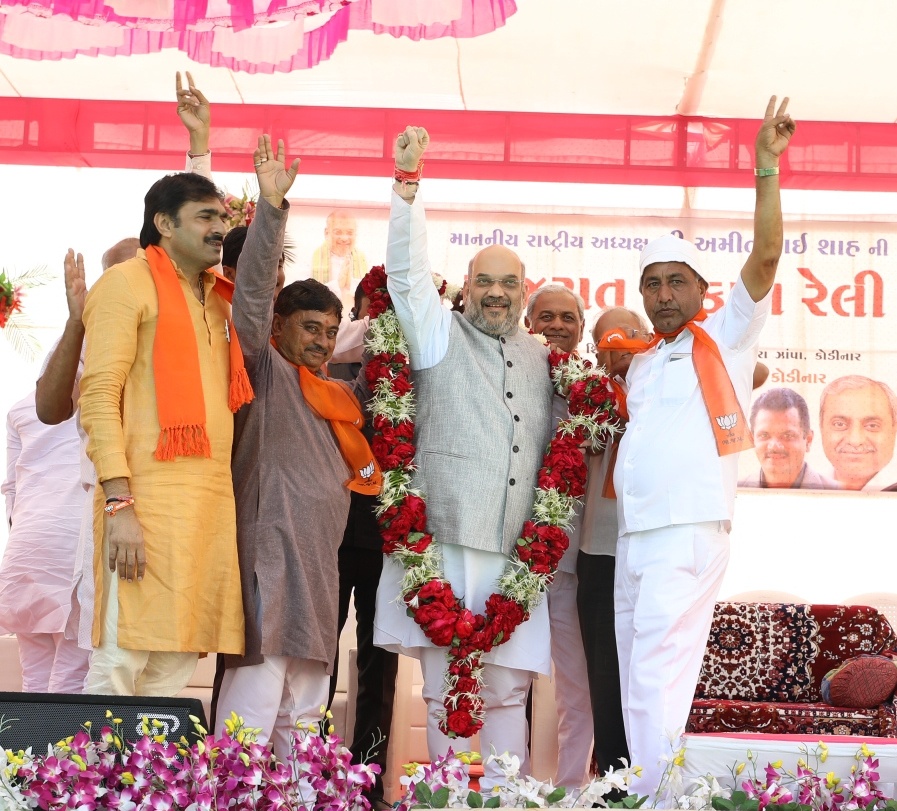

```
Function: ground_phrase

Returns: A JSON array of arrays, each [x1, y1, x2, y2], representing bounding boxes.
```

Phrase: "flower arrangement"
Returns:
[[224, 182, 258, 230], [396, 749, 640, 809], [362, 265, 623, 738], [394, 741, 897, 810], [0, 710, 378, 810], [723, 742, 894, 811], [0, 270, 23, 329], [0, 265, 54, 361]]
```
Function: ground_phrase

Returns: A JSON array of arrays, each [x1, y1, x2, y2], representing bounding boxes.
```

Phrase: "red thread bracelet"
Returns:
[[394, 162, 424, 185]]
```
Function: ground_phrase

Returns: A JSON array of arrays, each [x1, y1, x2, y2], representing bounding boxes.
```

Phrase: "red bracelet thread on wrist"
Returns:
[[394, 162, 424, 190]]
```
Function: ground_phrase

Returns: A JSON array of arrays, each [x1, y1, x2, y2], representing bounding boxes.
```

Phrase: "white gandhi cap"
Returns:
[[638, 234, 706, 285]]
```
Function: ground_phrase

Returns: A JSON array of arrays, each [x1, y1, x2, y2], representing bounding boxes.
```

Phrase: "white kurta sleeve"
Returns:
[[186, 151, 213, 180], [385, 191, 451, 370]]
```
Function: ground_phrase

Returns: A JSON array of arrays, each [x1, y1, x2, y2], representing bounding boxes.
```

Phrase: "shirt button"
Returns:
[[506, 392, 513, 399], [513, 445, 519, 453], [507, 360, 513, 368], [513, 415, 520, 422], [509, 478, 516, 485], [500, 337, 506, 344]]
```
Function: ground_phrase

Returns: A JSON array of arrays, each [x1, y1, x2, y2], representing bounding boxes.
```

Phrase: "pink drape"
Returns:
[[4, 98, 897, 193], [0, 0, 517, 72]]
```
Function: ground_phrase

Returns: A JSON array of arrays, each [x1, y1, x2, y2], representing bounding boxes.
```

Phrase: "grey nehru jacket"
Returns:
[[412, 313, 554, 556]]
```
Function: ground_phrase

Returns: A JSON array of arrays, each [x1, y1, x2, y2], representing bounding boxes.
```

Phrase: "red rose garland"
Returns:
[[362, 266, 622, 737]]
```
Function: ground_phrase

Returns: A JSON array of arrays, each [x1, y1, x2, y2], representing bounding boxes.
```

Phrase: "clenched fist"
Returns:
[[395, 126, 429, 172]]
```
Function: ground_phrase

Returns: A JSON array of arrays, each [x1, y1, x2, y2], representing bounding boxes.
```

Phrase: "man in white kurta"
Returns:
[[525, 284, 594, 790], [613, 97, 796, 801], [0, 391, 89, 692], [374, 127, 554, 790]]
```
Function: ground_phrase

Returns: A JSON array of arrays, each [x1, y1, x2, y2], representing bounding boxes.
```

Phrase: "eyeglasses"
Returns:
[[472, 275, 521, 290]]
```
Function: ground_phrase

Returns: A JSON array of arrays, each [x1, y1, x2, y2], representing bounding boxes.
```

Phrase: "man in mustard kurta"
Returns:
[[80, 170, 247, 696]]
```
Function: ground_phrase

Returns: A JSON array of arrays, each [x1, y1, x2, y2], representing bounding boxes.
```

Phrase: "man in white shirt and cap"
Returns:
[[614, 96, 796, 800]]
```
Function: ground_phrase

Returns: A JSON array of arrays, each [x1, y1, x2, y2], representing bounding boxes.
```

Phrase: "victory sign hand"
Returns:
[[756, 96, 796, 163]]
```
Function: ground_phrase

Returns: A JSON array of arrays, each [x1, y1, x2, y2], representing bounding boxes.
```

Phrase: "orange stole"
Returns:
[[649, 309, 753, 457], [144, 245, 253, 461], [274, 341, 382, 495]]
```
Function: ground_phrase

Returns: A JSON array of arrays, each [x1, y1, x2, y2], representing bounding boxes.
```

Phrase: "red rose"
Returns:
[[444, 709, 478, 738], [454, 676, 478, 694], [449, 660, 472, 677], [566, 380, 589, 414], [391, 375, 413, 396], [371, 435, 392, 468], [420, 609, 456, 646], [538, 525, 569, 554], [392, 441, 415, 464], [403, 532, 433, 554], [403, 494, 427, 528], [417, 580, 449, 602], [547, 350, 572, 376], [541, 436, 587, 497], [361, 265, 388, 297], [365, 353, 395, 387], [454, 609, 476, 640]]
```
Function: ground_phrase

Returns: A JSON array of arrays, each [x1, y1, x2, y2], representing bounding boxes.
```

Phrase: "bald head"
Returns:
[[468, 245, 525, 279], [592, 307, 650, 379], [102, 238, 141, 271]]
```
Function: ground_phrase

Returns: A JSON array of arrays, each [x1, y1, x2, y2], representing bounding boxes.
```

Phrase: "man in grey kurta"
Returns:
[[216, 137, 377, 759]]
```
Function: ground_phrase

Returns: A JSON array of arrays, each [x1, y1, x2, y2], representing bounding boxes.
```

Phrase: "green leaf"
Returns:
[[466, 790, 484, 808], [430, 786, 449, 808], [414, 783, 432, 803], [483, 797, 501, 808], [712, 798, 735, 811], [545, 786, 566, 803]]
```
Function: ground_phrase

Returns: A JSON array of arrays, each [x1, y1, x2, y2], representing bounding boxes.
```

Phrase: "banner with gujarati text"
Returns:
[[287, 201, 897, 494]]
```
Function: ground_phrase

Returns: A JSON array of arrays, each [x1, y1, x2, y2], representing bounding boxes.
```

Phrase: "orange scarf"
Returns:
[[649, 309, 753, 457], [145, 245, 254, 461], [594, 318, 752, 497], [594, 329, 646, 499], [274, 342, 382, 495]]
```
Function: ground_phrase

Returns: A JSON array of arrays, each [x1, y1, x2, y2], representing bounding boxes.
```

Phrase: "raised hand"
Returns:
[[176, 71, 211, 152], [394, 126, 429, 172], [756, 96, 796, 162], [254, 134, 300, 209], [63, 248, 87, 323]]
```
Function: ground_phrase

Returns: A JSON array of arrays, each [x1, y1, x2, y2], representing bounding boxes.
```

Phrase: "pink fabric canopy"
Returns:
[[0, 0, 516, 72], [5, 97, 897, 192]]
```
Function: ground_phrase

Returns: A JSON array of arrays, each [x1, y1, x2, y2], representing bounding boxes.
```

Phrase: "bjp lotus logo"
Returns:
[[359, 460, 376, 481], [716, 413, 738, 432]]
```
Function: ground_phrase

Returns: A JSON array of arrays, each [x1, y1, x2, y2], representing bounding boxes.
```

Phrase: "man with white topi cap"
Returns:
[[613, 96, 796, 800]]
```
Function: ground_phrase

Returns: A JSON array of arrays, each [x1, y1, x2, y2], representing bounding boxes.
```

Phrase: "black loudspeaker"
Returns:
[[0, 692, 207, 753]]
